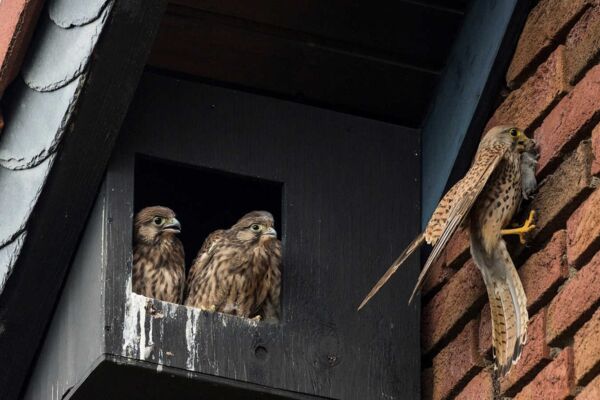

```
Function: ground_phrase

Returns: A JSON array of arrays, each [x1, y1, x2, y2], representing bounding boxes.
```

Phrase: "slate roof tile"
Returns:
[[0, 0, 114, 296], [0, 156, 54, 248], [49, 0, 110, 28], [0, 77, 82, 170], [0, 232, 27, 294], [22, 4, 111, 92]]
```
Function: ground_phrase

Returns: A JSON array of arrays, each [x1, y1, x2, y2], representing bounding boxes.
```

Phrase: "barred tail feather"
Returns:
[[471, 236, 528, 377]]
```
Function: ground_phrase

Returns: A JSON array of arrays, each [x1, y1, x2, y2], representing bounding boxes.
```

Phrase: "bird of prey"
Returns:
[[132, 206, 185, 304], [358, 126, 536, 376], [184, 211, 281, 321]]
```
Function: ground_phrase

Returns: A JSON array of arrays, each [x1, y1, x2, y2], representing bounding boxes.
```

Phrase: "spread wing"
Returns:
[[408, 143, 509, 303]]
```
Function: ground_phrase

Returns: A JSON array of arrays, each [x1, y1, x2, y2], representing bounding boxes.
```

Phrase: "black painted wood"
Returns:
[[169, 0, 464, 70], [148, 7, 439, 128], [102, 71, 421, 399], [0, 2, 168, 399], [70, 356, 327, 400]]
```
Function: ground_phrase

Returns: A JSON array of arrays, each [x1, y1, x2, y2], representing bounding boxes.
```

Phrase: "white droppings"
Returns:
[[143, 345, 153, 360], [138, 297, 147, 359], [157, 364, 163, 373], [147, 308, 154, 348], [121, 286, 148, 358], [185, 307, 198, 370]]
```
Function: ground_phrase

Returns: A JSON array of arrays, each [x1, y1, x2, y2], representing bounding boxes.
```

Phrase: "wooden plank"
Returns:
[[104, 72, 421, 399], [0, 2, 167, 399], [169, 0, 464, 70], [421, 0, 530, 225], [23, 191, 107, 400], [148, 10, 437, 127]]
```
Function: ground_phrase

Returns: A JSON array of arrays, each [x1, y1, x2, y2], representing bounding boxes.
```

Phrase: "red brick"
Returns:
[[443, 228, 469, 269], [507, 0, 593, 87], [455, 370, 493, 400], [0, 0, 44, 94], [530, 140, 596, 243], [574, 307, 600, 385], [535, 65, 600, 176], [500, 310, 552, 396], [422, 260, 486, 353], [488, 46, 568, 132], [547, 252, 600, 344], [566, 6, 600, 84], [568, 188, 600, 268], [431, 319, 484, 400], [592, 123, 600, 176], [520, 230, 568, 310], [422, 254, 455, 296], [577, 374, 600, 400], [514, 348, 576, 400]]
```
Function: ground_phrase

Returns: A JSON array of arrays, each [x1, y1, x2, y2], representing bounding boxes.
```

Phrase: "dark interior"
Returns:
[[134, 154, 283, 269]]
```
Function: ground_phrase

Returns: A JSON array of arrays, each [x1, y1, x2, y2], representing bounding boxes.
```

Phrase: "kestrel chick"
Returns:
[[359, 126, 536, 376], [185, 211, 281, 321], [132, 206, 185, 304]]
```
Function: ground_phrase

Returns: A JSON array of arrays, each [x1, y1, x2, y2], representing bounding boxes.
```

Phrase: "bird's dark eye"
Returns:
[[250, 224, 261, 232], [509, 128, 518, 137], [153, 217, 164, 225]]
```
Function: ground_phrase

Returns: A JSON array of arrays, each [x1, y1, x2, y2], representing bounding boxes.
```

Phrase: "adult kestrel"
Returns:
[[184, 211, 281, 321], [359, 126, 536, 376], [132, 206, 185, 304]]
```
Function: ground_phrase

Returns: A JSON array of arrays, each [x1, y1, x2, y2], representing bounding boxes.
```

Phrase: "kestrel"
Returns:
[[132, 206, 185, 304], [184, 211, 281, 321], [358, 126, 536, 376]]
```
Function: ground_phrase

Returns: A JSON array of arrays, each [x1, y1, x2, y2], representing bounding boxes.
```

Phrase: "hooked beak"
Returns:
[[516, 130, 528, 150], [263, 227, 277, 238], [163, 217, 181, 233]]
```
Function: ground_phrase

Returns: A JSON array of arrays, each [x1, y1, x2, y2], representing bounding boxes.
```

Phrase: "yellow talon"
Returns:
[[200, 304, 216, 313], [501, 210, 536, 244]]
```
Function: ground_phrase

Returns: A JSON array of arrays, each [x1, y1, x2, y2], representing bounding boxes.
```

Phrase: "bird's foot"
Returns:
[[200, 304, 217, 313], [501, 210, 536, 244]]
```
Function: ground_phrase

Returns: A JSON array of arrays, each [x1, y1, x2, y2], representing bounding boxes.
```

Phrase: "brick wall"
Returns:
[[421, 1, 600, 399]]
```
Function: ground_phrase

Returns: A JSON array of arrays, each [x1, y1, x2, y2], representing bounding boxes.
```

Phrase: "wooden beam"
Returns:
[[148, 7, 438, 126], [168, 0, 463, 70]]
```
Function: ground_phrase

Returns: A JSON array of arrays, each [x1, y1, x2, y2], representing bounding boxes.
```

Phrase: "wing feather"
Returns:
[[408, 144, 509, 303], [184, 230, 225, 299], [358, 234, 425, 310]]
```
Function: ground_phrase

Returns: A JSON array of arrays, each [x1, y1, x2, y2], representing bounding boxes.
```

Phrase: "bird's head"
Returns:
[[232, 210, 277, 244], [481, 125, 532, 153], [134, 206, 181, 244]]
